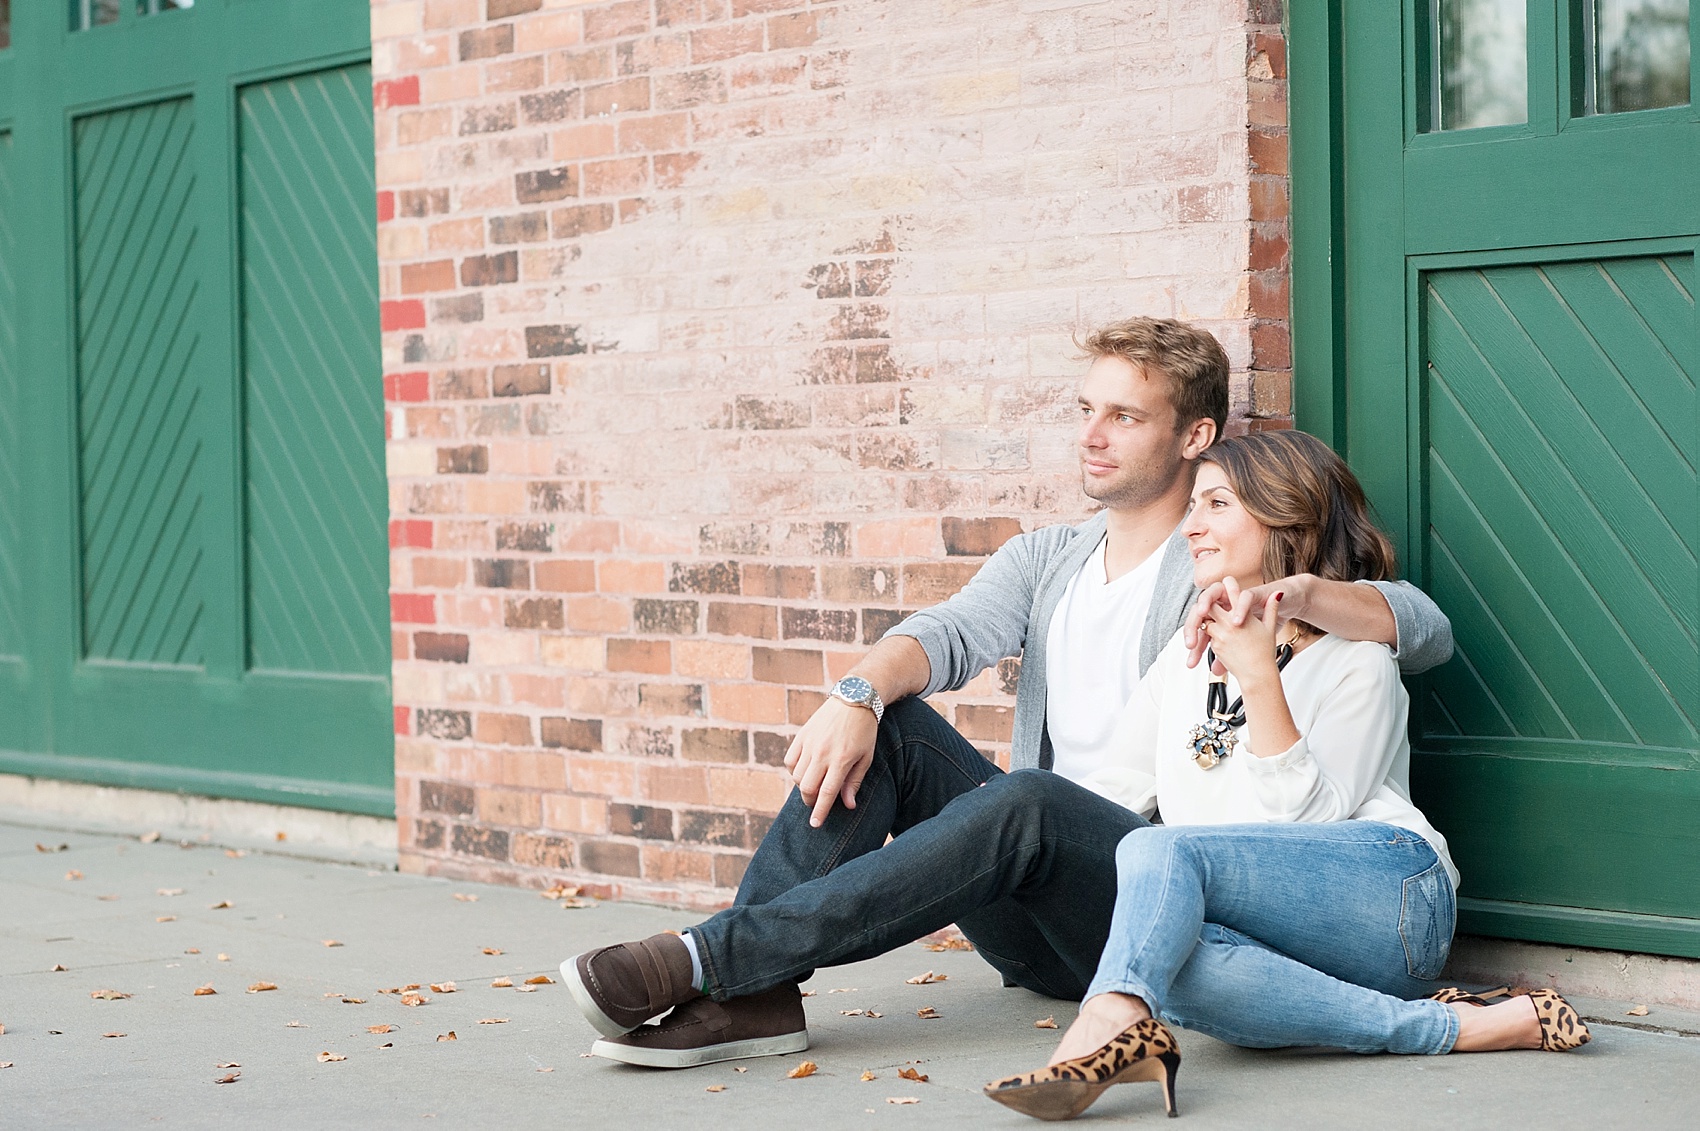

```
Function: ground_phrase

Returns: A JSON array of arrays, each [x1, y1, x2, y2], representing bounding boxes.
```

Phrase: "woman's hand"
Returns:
[[1199, 579, 1301, 758], [1198, 578, 1284, 688]]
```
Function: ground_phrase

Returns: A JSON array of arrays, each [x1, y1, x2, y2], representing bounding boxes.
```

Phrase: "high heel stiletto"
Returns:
[[1523, 988, 1590, 1051], [983, 1017, 1181, 1121]]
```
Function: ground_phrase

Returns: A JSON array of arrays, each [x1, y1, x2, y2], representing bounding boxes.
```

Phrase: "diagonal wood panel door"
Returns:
[[0, 1, 390, 814]]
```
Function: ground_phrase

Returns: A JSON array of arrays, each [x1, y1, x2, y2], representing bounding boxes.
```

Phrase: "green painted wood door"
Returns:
[[0, 2, 391, 814], [1293, 2, 1700, 955]]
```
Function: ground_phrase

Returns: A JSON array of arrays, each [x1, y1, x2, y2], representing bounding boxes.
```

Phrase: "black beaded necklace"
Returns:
[[1186, 627, 1302, 770]]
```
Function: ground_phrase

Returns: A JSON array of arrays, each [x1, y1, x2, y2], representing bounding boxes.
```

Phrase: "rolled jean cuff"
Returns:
[[1423, 998, 1460, 1055], [1083, 974, 1165, 1016]]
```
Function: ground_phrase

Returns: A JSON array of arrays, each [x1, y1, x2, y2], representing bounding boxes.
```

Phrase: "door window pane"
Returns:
[[137, 0, 193, 14], [71, 0, 123, 29], [1587, 0, 1690, 113], [1434, 0, 1530, 129], [1, 1, 11, 50]]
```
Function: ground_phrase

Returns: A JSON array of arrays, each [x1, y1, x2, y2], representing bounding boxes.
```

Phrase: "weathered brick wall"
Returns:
[[372, 0, 1291, 906]]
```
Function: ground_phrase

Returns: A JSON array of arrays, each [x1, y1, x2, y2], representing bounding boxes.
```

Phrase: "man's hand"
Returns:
[[784, 698, 881, 828], [1184, 574, 1312, 669], [1196, 579, 1283, 684]]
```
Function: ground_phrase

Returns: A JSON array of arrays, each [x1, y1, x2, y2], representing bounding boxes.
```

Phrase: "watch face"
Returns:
[[837, 676, 872, 702]]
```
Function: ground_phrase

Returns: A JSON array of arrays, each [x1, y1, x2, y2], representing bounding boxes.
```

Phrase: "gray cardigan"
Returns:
[[887, 511, 1454, 772]]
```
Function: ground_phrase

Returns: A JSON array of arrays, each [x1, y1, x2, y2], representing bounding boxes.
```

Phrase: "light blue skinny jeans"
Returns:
[[1086, 820, 1460, 1055]]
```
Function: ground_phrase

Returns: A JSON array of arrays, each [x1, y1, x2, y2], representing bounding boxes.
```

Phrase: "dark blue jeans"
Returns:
[[690, 698, 1150, 1002]]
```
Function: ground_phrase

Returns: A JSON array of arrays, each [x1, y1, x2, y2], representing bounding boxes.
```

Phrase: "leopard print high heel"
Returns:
[[1428, 986, 1508, 1008], [983, 1017, 1180, 1121], [1523, 988, 1591, 1051]]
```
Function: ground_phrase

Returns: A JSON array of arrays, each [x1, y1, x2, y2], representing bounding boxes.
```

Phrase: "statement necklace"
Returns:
[[1186, 625, 1304, 770]]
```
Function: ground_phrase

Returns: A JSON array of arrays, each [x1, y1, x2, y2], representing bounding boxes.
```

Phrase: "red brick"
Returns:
[[608, 637, 672, 674], [707, 602, 777, 639], [391, 593, 436, 624], [400, 259, 457, 293], [377, 191, 397, 223], [751, 646, 822, 685], [384, 371, 430, 403], [942, 517, 1022, 557], [381, 300, 427, 331], [535, 560, 596, 591], [374, 76, 422, 110], [475, 712, 534, 745]]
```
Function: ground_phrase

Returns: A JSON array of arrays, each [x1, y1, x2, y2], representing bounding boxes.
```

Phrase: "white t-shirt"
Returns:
[[1043, 538, 1164, 785], [1080, 632, 1459, 889]]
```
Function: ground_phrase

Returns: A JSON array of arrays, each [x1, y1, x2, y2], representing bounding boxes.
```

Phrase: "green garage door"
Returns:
[[0, 2, 391, 814], [1293, 1, 1698, 955]]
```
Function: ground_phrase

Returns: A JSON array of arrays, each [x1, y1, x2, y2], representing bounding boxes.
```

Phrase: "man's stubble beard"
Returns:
[[1080, 453, 1189, 513]]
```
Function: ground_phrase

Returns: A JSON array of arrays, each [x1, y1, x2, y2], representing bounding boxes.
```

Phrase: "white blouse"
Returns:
[[1080, 632, 1459, 889]]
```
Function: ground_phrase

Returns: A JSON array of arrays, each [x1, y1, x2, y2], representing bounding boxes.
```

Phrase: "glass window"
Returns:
[[1585, 0, 1690, 113], [137, 0, 193, 13], [72, 0, 123, 30], [1433, 0, 1530, 130], [1, 0, 11, 50]]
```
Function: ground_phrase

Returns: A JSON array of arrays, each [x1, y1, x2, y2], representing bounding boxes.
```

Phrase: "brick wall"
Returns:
[[372, 0, 1291, 906]]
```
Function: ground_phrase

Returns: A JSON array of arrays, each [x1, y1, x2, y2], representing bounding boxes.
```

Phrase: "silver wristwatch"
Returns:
[[829, 675, 885, 722]]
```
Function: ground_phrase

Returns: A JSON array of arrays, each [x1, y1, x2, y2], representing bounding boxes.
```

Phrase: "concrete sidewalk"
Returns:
[[1, 815, 1694, 1130]]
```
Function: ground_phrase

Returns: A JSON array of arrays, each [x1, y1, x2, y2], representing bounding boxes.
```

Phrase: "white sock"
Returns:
[[680, 930, 705, 991]]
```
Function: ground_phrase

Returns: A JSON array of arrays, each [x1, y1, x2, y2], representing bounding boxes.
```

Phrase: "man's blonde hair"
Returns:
[[1078, 317, 1229, 434]]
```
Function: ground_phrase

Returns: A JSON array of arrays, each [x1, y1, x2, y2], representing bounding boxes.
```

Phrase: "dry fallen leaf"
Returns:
[[838, 1008, 883, 1018], [490, 978, 514, 988], [368, 1025, 397, 1034], [156, 916, 177, 924], [1627, 1004, 1650, 1016], [184, 948, 200, 955], [924, 936, 974, 952], [317, 1051, 345, 1063], [275, 831, 287, 842], [705, 1084, 726, 1093], [452, 893, 478, 902], [225, 849, 247, 858], [90, 989, 131, 1000], [403, 984, 421, 991], [215, 1072, 240, 1085], [193, 984, 217, 996], [97, 894, 119, 902], [401, 992, 428, 1007], [1035, 1016, 1058, 1029], [285, 1021, 305, 1028], [101, 1032, 126, 1039], [800, 990, 816, 997], [523, 975, 553, 985], [377, 1042, 393, 1049], [436, 1031, 457, 1042], [905, 971, 947, 985], [217, 954, 231, 962], [541, 882, 581, 899], [157, 888, 184, 897], [886, 1097, 920, 1105], [860, 1070, 876, 1082], [481, 947, 503, 956], [322, 940, 343, 948], [787, 1060, 818, 1079], [537, 1066, 554, 1072], [209, 901, 233, 910], [429, 982, 457, 994], [140, 831, 161, 844], [826, 988, 857, 994], [51, 964, 67, 972], [341, 998, 366, 1005], [915, 1007, 941, 1020], [515, 985, 539, 993], [0, 1062, 13, 1069], [247, 982, 278, 994], [560, 898, 597, 909], [477, 1018, 509, 1025], [65, 870, 84, 881], [733, 1067, 748, 1074], [217, 1061, 241, 1068], [35, 842, 68, 853], [898, 1066, 929, 1082]]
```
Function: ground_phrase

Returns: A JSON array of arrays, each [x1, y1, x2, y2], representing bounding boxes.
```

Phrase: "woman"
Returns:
[[984, 431, 1587, 1122]]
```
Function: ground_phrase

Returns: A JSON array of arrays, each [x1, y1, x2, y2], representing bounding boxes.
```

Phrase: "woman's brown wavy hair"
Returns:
[[1198, 430, 1397, 590]]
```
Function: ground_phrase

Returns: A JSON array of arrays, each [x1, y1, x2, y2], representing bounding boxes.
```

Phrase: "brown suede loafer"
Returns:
[[562, 932, 699, 1038], [590, 984, 809, 1068]]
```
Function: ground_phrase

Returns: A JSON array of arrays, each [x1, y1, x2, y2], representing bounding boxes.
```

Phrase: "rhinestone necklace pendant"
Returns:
[[1188, 716, 1237, 770]]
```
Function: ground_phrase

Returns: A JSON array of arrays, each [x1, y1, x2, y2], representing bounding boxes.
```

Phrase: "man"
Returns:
[[561, 317, 1452, 1068]]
